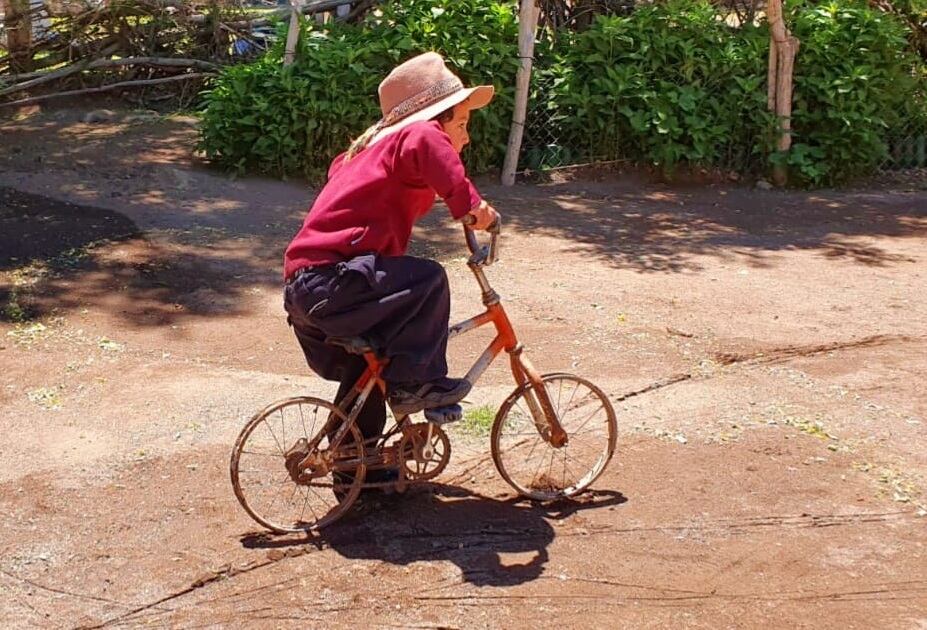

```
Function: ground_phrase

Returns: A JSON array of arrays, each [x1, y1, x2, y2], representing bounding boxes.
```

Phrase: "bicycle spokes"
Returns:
[[492, 374, 617, 500], [230, 397, 365, 533]]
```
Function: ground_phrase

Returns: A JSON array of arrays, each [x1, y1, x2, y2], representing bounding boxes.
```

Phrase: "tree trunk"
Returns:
[[501, 0, 540, 186], [766, 0, 799, 187], [3, 0, 33, 73]]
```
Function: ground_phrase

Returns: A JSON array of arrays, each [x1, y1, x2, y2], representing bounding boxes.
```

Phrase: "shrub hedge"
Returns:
[[199, 0, 927, 186]]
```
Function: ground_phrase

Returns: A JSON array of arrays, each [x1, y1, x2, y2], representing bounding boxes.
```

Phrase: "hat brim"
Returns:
[[370, 84, 494, 146]]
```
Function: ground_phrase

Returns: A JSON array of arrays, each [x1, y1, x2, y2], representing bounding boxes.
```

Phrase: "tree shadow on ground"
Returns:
[[0, 186, 282, 325], [4, 175, 925, 328], [0, 186, 141, 270], [415, 184, 927, 273], [241, 485, 626, 588]]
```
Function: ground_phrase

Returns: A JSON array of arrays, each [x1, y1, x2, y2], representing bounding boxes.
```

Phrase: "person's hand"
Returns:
[[467, 200, 499, 231]]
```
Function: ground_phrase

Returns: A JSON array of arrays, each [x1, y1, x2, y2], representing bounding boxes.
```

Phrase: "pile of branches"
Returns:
[[538, 0, 636, 32], [0, 0, 374, 109], [869, 0, 927, 62]]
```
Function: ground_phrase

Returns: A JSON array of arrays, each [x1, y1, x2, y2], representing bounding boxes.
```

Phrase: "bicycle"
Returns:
[[230, 218, 617, 533]]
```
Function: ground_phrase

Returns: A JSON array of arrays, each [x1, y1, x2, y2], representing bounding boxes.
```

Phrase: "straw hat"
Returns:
[[367, 52, 494, 146]]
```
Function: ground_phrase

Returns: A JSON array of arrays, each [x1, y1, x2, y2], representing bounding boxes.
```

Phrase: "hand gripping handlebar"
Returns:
[[460, 214, 500, 266]]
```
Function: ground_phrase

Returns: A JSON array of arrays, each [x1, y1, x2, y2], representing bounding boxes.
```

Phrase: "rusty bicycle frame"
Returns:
[[298, 219, 568, 487]]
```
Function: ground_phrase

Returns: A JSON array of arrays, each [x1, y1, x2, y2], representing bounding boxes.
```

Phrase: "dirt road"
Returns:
[[1, 110, 926, 628]]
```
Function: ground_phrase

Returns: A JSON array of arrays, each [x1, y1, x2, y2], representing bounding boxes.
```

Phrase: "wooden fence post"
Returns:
[[2, 0, 34, 73], [501, 0, 539, 186], [766, 0, 799, 187], [283, 0, 303, 66]]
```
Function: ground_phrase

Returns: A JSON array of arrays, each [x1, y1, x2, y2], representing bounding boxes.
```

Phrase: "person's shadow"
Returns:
[[242, 484, 626, 588]]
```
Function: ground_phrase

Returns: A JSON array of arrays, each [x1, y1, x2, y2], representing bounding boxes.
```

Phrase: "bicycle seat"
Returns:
[[325, 336, 375, 355]]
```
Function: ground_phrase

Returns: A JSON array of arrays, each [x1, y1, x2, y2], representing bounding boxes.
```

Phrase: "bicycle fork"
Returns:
[[509, 345, 569, 448]]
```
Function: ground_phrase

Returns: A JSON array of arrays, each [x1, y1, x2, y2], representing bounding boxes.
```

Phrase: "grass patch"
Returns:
[[3, 289, 31, 322], [97, 337, 125, 353], [27, 386, 63, 410], [459, 404, 496, 437], [1, 242, 104, 324], [7, 321, 51, 344], [3, 261, 49, 323]]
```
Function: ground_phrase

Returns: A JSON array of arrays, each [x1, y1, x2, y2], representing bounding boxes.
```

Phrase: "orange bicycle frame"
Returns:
[[325, 222, 569, 453]]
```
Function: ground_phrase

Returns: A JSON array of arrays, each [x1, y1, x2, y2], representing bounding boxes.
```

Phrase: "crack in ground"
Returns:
[[74, 552, 298, 630], [411, 578, 927, 606], [711, 334, 915, 367], [71, 334, 921, 627], [617, 334, 917, 405], [80, 508, 920, 627], [1, 568, 138, 610]]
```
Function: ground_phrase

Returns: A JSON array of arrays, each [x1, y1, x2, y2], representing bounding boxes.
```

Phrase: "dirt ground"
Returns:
[[1, 108, 926, 629]]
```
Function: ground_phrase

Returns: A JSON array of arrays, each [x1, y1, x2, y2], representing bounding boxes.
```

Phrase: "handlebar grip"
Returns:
[[461, 216, 501, 264]]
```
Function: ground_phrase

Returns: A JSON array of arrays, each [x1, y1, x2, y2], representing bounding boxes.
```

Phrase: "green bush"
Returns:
[[550, 1, 774, 175], [198, 0, 519, 179], [199, 0, 927, 186], [785, 0, 925, 184], [554, 0, 926, 184]]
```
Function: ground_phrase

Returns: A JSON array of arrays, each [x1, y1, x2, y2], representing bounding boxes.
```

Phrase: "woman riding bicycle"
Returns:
[[283, 52, 500, 450]]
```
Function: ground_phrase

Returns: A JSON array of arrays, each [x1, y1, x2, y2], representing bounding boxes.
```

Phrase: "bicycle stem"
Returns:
[[462, 219, 569, 448]]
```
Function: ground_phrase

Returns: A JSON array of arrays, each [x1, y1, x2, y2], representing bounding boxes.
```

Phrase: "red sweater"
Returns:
[[284, 120, 482, 280]]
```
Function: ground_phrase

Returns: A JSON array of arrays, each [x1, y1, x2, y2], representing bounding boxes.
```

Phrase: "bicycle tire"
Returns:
[[230, 396, 365, 533], [491, 373, 617, 500]]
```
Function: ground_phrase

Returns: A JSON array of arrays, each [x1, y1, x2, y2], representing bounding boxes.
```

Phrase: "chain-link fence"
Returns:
[[518, 67, 765, 175], [521, 69, 927, 176], [519, 70, 601, 171], [881, 119, 927, 171], [518, 22, 927, 179]]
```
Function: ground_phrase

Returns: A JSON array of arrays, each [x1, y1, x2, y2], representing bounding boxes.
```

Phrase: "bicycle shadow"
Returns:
[[241, 484, 626, 588]]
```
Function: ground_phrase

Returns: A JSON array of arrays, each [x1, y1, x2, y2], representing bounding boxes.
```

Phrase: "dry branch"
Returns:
[[89, 57, 221, 72], [0, 72, 213, 108], [0, 43, 120, 97]]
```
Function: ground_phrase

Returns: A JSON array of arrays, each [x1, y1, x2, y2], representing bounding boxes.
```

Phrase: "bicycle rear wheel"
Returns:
[[491, 373, 616, 500], [230, 396, 365, 533]]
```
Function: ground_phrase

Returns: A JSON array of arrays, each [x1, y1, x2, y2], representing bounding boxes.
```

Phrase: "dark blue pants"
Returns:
[[284, 254, 451, 439]]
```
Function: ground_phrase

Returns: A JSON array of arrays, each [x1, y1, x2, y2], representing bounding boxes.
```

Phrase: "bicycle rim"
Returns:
[[491, 373, 617, 500], [230, 396, 365, 533]]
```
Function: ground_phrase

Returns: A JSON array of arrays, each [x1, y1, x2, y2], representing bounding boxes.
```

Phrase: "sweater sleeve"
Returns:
[[396, 122, 482, 219]]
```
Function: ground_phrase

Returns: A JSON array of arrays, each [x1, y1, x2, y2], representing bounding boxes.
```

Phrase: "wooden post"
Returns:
[[283, 0, 303, 66], [766, 0, 799, 186], [2, 0, 33, 73], [501, 0, 539, 186]]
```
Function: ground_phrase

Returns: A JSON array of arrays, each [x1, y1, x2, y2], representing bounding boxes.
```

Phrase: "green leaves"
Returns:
[[549, 0, 926, 185], [786, 0, 925, 184], [199, 0, 519, 180], [551, 1, 771, 174], [198, 0, 927, 186]]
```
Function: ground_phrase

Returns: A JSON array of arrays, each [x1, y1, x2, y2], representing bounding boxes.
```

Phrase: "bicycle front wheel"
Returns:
[[230, 396, 365, 533], [491, 373, 616, 500]]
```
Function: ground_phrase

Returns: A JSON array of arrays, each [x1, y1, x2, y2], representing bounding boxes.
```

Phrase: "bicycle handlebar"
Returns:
[[461, 214, 500, 266]]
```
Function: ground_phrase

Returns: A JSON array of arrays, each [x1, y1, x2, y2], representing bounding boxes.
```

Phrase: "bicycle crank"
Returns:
[[398, 422, 451, 482]]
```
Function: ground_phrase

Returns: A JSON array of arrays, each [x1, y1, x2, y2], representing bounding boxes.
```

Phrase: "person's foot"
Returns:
[[333, 468, 400, 502], [364, 468, 399, 486], [388, 377, 472, 416]]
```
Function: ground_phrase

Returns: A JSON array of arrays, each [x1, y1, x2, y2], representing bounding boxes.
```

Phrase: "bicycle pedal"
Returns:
[[424, 404, 463, 425]]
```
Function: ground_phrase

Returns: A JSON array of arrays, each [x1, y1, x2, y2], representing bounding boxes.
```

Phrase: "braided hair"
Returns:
[[344, 107, 456, 162]]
